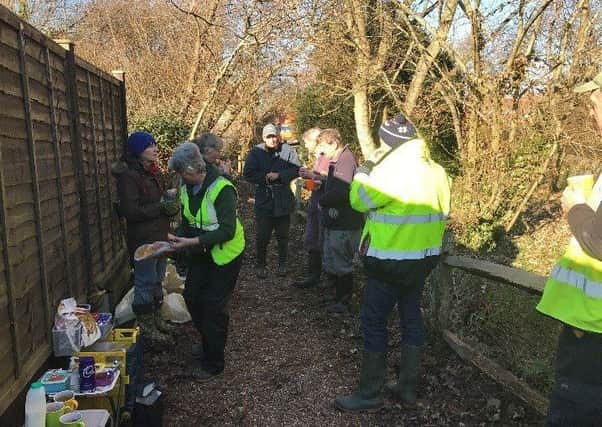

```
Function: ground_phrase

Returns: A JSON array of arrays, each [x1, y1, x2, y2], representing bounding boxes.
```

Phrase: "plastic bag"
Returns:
[[163, 264, 185, 294], [160, 293, 191, 324], [115, 287, 135, 325]]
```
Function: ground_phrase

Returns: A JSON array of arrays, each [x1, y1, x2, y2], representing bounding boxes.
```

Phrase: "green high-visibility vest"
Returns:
[[180, 177, 245, 266], [537, 235, 602, 333], [349, 139, 451, 261]]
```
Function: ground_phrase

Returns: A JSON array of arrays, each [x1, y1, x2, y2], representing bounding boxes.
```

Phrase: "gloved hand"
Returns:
[[357, 146, 391, 175]]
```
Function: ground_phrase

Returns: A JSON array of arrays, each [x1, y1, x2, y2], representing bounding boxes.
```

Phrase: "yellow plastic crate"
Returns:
[[102, 327, 139, 344], [77, 342, 131, 415]]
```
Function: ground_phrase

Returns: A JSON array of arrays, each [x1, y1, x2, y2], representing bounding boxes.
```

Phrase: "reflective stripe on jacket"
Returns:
[[349, 139, 451, 262], [181, 177, 245, 265], [537, 237, 602, 332]]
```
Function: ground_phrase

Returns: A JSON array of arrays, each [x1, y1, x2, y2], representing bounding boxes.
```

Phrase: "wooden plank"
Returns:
[[0, 76, 21, 381], [18, 22, 51, 340], [442, 329, 548, 416], [44, 45, 73, 299], [58, 40, 94, 291], [443, 255, 546, 295], [435, 259, 453, 330], [85, 70, 107, 271], [0, 342, 50, 416]]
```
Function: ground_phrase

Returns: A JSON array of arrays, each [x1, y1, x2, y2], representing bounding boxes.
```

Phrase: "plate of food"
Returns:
[[134, 241, 174, 261]]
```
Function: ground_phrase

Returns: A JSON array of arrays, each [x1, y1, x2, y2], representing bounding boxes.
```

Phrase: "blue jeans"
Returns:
[[132, 257, 166, 314], [360, 258, 437, 352]]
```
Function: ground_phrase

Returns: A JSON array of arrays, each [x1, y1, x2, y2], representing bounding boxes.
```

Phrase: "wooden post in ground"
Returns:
[[111, 70, 128, 155]]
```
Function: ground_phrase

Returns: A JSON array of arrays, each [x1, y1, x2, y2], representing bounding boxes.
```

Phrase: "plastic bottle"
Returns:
[[69, 356, 80, 392], [24, 382, 46, 427]]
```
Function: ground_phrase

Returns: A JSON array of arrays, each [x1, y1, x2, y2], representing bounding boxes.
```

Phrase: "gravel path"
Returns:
[[146, 184, 543, 426]]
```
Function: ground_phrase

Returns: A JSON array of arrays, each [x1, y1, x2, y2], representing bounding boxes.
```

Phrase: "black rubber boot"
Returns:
[[385, 344, 422, 407], [327, 274, 353, 314], [294, 251, 322, 288], [334, 351, 386, 412]]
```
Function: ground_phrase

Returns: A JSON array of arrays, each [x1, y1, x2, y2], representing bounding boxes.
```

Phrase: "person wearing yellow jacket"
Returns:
[[168, 142, 245, 382], [537, 72, 602, 426], [335, 114, 451, 412]]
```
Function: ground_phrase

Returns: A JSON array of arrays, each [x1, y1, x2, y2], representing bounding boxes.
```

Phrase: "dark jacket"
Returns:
[[568, 201, 602, 261], [177, 164, 238, 261], [243, 143, 300, 217], [113, 155, 171, 259], [319, 146, 364, 230]]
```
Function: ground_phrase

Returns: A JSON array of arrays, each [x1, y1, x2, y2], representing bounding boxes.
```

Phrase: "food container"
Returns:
[[40, 369, 70, 393], [52, 324, 82, 357]]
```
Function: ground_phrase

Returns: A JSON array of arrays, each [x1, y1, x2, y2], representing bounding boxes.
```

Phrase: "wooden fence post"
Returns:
[[436, 258, 453, 331], [58, 39, 94, 292], [18, 23, 51, 335], [111, 70, 128, 155]]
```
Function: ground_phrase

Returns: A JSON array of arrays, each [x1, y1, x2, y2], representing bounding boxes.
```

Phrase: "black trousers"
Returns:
[[547, 325, 602, 426], [255, 214, 290, 267], [183, 252, 243, 374]]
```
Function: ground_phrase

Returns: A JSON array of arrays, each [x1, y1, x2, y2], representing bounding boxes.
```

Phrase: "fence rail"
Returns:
[[0, 6, 129, 415], [436, 254, 549, 415]]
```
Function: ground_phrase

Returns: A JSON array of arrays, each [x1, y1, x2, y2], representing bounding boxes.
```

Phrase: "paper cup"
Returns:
[[567, 174, 595, 198]]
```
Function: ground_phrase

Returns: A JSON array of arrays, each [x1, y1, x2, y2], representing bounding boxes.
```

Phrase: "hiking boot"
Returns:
[[255, 266, 267, 279], [137, 313, 173, 349], [277, 264, 288, 277], [335, 351, 387, 412], [385, 344, 421, 407], [191, 343, 203, 359], [191, 363, 222, 383], [294, 276, 318, 288], [326, 302, 349, 314], [294, 251, 321, 288]]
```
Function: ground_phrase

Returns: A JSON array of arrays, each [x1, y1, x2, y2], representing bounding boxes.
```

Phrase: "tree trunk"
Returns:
[[404, 0, 459, 115], [353, 81, 377, 159]]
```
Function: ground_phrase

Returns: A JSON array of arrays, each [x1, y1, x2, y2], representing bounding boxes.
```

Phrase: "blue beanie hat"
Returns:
[[378, 114, 417, 147], [127, 131, 156, 157]]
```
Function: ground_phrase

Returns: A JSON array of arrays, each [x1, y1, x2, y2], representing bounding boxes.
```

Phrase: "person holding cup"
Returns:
[[536, 72, 602, 425], [243, 123, 300, 278], [295, 127, 329, 288], [315, 128, 364, 313]]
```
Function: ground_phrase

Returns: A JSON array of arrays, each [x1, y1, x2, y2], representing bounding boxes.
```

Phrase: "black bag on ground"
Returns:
[[134, 391, 164, 427]]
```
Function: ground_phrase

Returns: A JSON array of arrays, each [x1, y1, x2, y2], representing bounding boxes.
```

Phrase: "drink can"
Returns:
[[79, 356, 96, 393]]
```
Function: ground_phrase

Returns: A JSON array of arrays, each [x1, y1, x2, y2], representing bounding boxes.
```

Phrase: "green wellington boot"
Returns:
[[334, 351, 386, 412], [385, 344, 422, 407]]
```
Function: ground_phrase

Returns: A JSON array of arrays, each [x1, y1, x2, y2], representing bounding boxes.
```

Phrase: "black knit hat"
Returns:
[[378, 114, 417, 147]]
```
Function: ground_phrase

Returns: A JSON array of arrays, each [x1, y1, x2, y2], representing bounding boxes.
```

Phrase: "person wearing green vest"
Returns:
[[537, 72, 602, 426], [168, 142, 245, 382], [334, 114, 451, 412]]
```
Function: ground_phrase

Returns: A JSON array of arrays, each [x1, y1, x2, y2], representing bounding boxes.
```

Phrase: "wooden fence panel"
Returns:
[[0, 5, 128, 415]]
